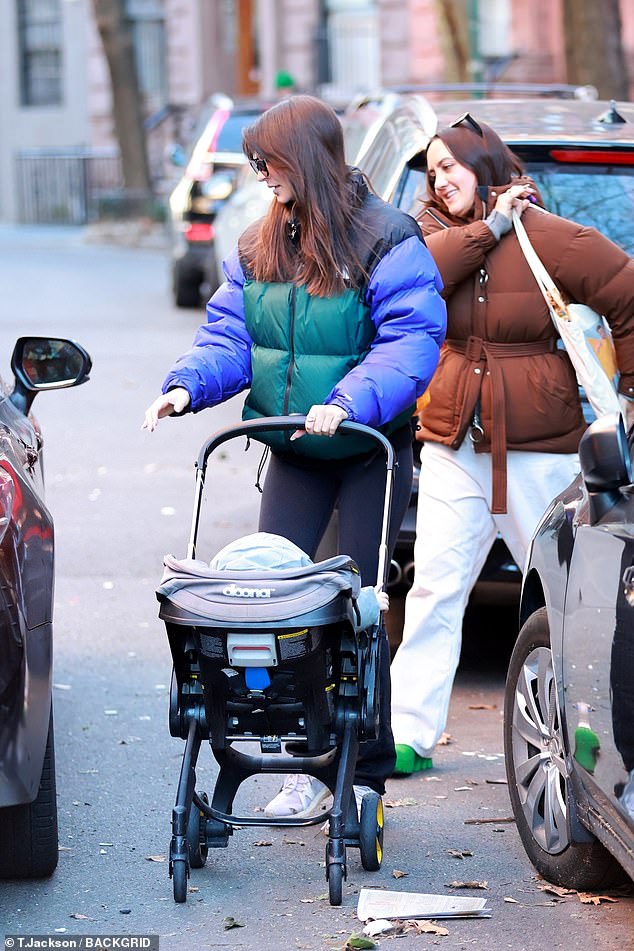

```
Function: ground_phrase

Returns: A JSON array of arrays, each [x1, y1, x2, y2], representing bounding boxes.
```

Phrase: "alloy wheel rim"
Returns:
[[512, 645, 569, 854]]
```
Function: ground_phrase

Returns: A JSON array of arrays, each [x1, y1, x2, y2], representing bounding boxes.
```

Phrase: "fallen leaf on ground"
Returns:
[[384, 797, 418, 808], [536, 883, 577, 897], [282, 838, 305, 846], [392, 869, 409, 879], [69, 913, 94, 920], [188, 886, 199, 893], [300, 894, 328, 903], [253, 840, 273, 847], [578, 893, 618, 905], [503, 897, 519, 903], [341, 935, 376, 950], [446, 849, 473, 859], [223, 917, 245, 930], [438, 732, 452, 745], [446, 880, 488, 889], [468, 704, 497, 710], [408, 921, 450, 936], [145, 855, 165, 862]]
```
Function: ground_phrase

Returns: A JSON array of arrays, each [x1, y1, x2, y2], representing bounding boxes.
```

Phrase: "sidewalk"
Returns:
[[0, 220, 169, 251]]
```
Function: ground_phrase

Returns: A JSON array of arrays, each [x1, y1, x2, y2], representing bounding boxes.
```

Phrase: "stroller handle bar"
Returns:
[[187, 416, 396, 589]]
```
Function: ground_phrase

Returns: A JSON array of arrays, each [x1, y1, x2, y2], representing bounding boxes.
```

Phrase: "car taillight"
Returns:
[[184, 222, 215, 243], [0, 469, 15, 543], [549, 149, 634, 164]]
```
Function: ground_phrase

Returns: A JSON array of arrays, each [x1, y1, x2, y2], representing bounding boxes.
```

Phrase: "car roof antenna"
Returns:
[[598, 100, 627, 124]]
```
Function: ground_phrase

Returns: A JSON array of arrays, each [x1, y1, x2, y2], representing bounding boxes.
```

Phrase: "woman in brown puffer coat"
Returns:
[[390, 114, 634, 777]]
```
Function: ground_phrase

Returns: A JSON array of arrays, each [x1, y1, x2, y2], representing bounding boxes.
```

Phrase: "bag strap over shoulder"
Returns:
[[512, 210, 570, 323]]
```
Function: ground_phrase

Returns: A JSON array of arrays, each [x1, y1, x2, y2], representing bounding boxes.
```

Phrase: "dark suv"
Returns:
[[353, 94, 634, 606], [0, 337, 91, 878], [167, 98, 267, 308]]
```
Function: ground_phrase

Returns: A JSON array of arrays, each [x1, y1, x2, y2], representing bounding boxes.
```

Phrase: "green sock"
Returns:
[[574, 726, 600, 773]]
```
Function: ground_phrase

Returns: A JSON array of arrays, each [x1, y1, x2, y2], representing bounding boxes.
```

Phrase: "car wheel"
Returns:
[[0, 706, 59, 878], [504, 607, 624, 889], [173, 262, 201, 309]]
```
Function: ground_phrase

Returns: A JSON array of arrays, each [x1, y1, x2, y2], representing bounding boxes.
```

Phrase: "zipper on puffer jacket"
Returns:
[[282, 284, 297, 416]]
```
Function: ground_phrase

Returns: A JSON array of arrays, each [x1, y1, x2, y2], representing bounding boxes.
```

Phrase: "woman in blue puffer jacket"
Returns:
[[144, 95, 446, 818]]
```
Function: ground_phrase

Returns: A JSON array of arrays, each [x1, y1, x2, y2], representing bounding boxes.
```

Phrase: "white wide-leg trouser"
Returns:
[[390, 438, 580, 758]]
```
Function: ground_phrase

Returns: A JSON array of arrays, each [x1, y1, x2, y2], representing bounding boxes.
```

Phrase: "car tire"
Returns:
[[0, 706, 59, 878], [173, 263, 201, 309], [504, 607, 625, 889]]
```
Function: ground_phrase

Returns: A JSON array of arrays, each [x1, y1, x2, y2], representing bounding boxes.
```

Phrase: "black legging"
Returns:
[[258, 428, 413, 792]]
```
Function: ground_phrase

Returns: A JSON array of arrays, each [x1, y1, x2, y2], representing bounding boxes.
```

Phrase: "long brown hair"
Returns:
[[241, 96, 364, 297], [424, 119, 524, 217]]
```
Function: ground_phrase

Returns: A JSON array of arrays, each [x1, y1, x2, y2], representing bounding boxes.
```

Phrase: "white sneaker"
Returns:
[[354, 784, 375, 819], [264, 774, 331, 819], [321, 784, 377, 835], [619, 769, 634, 819]]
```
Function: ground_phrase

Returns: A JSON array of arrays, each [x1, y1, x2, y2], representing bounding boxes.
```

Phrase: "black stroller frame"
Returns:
[[158, 416, 395, 905]]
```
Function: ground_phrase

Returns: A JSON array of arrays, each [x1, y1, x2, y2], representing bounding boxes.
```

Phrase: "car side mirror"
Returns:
[[9, 336, 92, 415], [578, 412, 633, 523]]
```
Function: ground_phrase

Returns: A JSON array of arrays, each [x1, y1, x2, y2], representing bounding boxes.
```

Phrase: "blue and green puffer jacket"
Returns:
[[162, 174, 447, 459]]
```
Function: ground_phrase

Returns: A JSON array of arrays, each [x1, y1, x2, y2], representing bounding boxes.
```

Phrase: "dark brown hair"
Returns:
[[241, 95, 364, 297], [424, 119, 524, 217]]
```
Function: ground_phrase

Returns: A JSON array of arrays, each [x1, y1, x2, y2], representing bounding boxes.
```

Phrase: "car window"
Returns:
[[521, 164, 634, 256], [216, 114, 261, 152], [393, 159, 634, 255]]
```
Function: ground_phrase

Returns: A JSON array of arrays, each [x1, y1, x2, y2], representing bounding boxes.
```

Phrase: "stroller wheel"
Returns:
[[328, 861, 344, 906], [359, 792, 384, 871], [172, 858, 188, 902], [187, 791, 209, 868]]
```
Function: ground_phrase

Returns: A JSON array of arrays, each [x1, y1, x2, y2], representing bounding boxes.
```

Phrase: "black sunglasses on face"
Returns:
[[449, 112, 484, 137], [249, 155, 269, 177]]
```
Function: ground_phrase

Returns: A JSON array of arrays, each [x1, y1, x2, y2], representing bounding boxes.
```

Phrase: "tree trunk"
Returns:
[[562, 0, 629, 100], [435, 0, 470, 83], [91, 0, 153, 206]]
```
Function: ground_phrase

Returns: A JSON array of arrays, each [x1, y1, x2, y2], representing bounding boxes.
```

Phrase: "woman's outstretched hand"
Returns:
[[290, 404, 349, 441], [142, 387, 191, 432]]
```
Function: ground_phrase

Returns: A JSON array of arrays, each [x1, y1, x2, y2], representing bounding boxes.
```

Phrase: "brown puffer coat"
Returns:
[[417, 182, 634, 513]]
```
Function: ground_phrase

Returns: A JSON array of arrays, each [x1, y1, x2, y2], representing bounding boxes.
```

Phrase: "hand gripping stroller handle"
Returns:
[[187, 416, 395, 589]]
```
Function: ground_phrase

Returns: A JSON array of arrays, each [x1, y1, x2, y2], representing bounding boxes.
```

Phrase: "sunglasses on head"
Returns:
[[449, 112, 484, 137], [249, 155, 269, 177]]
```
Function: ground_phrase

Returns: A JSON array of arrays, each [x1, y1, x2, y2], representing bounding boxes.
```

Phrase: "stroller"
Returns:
[[156, 416, 396, 905]]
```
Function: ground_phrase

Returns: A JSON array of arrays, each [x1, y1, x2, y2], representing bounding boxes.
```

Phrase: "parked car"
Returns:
[[0, 336, 91, 878], [504, 412, 634, 888], [167, 96, 268, 308], [212, 163, 273, 276], [353, 93, 634, 601]]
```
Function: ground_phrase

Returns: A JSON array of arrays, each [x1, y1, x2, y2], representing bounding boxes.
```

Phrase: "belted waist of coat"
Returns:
[[445, 336, 556, 514]]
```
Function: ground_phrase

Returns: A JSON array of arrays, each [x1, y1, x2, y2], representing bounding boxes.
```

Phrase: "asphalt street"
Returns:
[[0, 227, 632, 950]]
